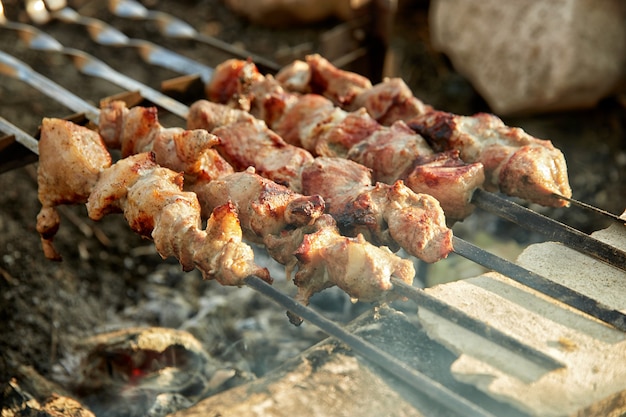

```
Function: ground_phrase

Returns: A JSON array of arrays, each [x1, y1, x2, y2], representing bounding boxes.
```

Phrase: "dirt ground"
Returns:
[[1, 0, 625, 414]]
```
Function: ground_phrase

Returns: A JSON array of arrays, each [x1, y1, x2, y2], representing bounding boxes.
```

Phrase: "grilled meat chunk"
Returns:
[[301, 157, 453, 263], [213, 118, 314, 190], [403, 151, 486, 220], [99, 100, 234, 185], [408, 111, 572, 207], [264, 214, 415, 311], [200, 169, 325, 245], [36, 118, 112, 260], [188, 100, 453, 262], [87, 152, 270, 285], [276, 54, 430, 124]]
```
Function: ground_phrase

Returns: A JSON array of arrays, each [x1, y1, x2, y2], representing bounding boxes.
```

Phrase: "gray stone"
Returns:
[[429, 0, 626, 115], [419, 214, 626, 416]]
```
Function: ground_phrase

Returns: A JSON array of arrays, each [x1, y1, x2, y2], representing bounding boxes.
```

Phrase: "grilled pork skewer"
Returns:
[[187, 99, 453, 263], [275, 53, 430, 125], [97, 102, 415, 307], [204, 61, 484, 220], [208, 58, 572, 209], [276, 55, 574, 207], [406, 111, 572, 207], [36, 118, 269, 286]]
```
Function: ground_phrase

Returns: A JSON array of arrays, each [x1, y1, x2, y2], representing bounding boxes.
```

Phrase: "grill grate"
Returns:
[[1, 1, 625, 416]]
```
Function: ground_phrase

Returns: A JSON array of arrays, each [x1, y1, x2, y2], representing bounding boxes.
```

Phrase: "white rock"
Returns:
[[429, 0, 626, 115]]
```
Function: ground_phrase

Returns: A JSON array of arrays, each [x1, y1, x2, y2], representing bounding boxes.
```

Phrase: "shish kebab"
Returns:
[[202, 58, 626, 271], [36, 113, 417, 311], [81, 99, 626, 332], [0, 120, 500, 417], [206, 57, 572, 211], [104, 99, 453, 264], [276, 54, 613, 217], [1, 49, 625, 329], [1, 3, 416, 304]]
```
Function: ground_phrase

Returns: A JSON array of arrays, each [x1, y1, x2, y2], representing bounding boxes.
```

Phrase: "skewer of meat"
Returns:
[[36, 117, 269, 286], [275, 55, 574, 207], [187, 99, 453, 263], [205, 59, 485, 220], [207, 58, 572, 209], [405, 111, 572, 207], [96, 102, 415, 309], [275, 53, 430, 125]]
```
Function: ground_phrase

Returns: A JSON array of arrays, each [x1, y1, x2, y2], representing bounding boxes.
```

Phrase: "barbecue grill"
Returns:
[[1, 1, 625, 416]]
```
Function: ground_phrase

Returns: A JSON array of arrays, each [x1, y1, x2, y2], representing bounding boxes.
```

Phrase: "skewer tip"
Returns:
[[552, 193, 625, 223]]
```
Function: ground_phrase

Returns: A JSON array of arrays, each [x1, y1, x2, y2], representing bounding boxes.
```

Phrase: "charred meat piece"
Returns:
[[188, 100, 453, 262], [203, 62, 484, 219], [36, 118, 112, 260], [301, 157, 453, 263], [408, 111, 572, 207], [264, 214, 415, 309], [276, 54, 430, 124], [86, 152, 270, 285]]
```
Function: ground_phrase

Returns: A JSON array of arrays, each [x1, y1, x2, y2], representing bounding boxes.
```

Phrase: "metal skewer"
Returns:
[[471, 188, 626, 272], [0, 18, 190, 119], [0, 117, 40, 155], [43, 5, 215, 83], [106, 0, 282, 74], [553, 192, 625, 223], [2, 51, 625, 332], [244, 275, 497, 417]]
